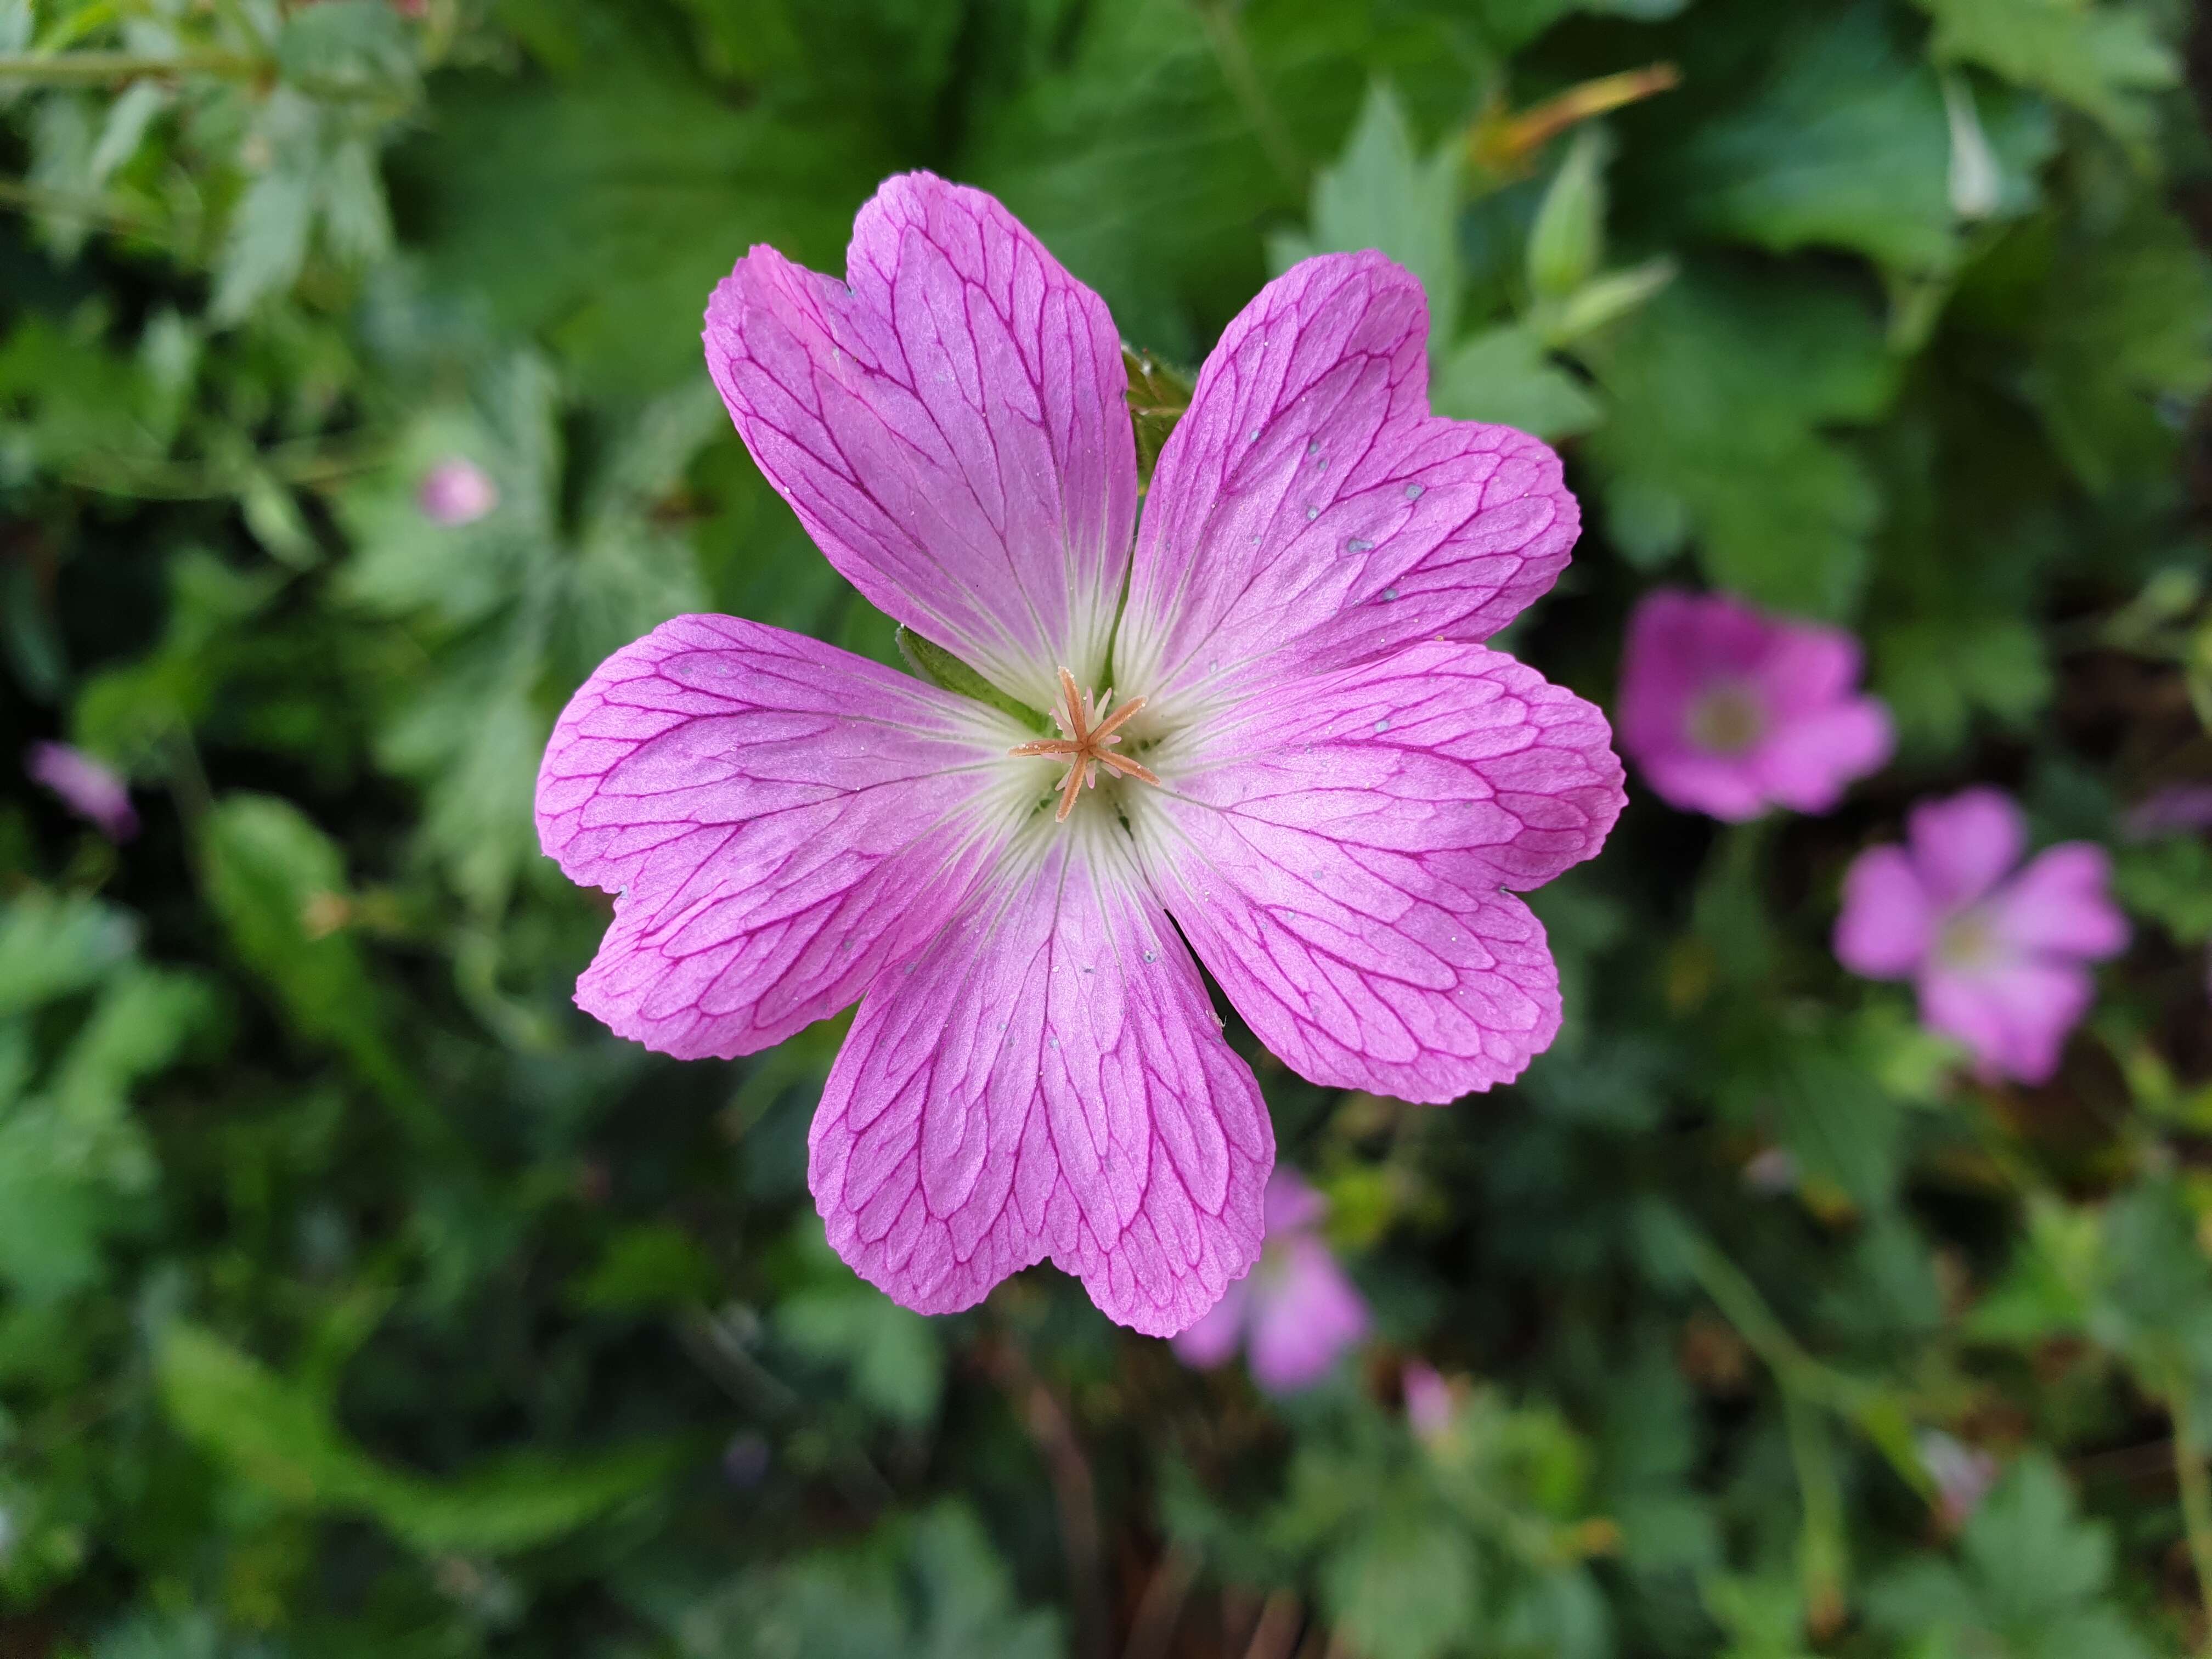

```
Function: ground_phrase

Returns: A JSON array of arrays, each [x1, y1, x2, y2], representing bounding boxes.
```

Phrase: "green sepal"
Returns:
[[1124, 345, 1194, 493], [895, 626, 1047, 730]]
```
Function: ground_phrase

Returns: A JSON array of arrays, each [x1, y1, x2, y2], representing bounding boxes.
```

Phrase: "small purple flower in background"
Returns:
[[1835, 788, 2128, 1085], [1916, 1429, 1998, 1532], [534, 173, 1625, 1335], [1171, 1170, 1369, 1392], [2122, 782, 2212, 841], [417, 457, 499, 527], [1617, 589, 1893, 822], [25, 742, 137, 841], [1402, 1359, 1456, 1440]]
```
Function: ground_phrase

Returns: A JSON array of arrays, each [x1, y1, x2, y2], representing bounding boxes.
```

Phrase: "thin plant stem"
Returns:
[[0, 49, 259, 84], [2165, 1373, 2212, 1658], [1785, 1391, 1847, 1639], [980, 1331, 1109, 1659], [1190, 0, 1303, 192]]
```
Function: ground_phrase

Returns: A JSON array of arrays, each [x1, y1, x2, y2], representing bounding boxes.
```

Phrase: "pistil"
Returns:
[[1009, 667, 1163, 821]]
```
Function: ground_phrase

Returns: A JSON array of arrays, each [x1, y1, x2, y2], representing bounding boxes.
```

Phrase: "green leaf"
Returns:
[[1874, 616, 2052, 754], [1582, 266, 1898, 617], [680, 1500, 1062, 1658], [963, 0, 1469, 357], [1321, 1511, 1481, 1659], [199, 794, 409, 1101], [210, 124, 318, 325], [1527, 129, 1606, 303], [0, 890, 138, 1016], [2114, 836, 2212, 943], [157, 1324, 674, 1555], [571, 1223, 722, 1313], [1269, 79, 1463, 345], [274, 0, 418, 100], [1432, 322, 1602, 441], [1669, 4, 1955, 275], [2023, 193, 2212, 494], [777, 1226, 946, 1428], [1912, 0, 2179, 156], [415, 67, 892, 393]]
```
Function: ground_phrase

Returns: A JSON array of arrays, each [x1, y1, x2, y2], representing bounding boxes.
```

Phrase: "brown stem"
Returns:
[[1240, 1589, 1305, 1659], [1122, 1549, 1198, 1659], [979, 1333, 1109, 1659]]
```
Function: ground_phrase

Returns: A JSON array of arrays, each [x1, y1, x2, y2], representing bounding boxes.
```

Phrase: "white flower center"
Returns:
[[1936, 909, 1999, 972], [1686, 682, 1766, 757], [1007, 666, 1163, 822]]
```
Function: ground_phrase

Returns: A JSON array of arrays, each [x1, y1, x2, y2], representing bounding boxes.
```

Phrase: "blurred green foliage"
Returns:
[[1, 0, 2211, 1654]]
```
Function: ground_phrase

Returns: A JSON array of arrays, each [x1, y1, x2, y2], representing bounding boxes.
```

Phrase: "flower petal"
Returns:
[[1920, 958, 2094, 1085], [1988, 843, 2129, 961], [1905, 788, 2024, 909], [704, 172, 1137, 710], [1835, 844, 1936, 979], [537, 615, 1026, 1059], [1246, 1237, 1369, 1394], [1170, 1279, 1249, 1370], [1119, 253, 1576, 711], [808, 826, 1272, 1338], [1751, 696, 1894, 815], [1135, 642, 1612, 1102]]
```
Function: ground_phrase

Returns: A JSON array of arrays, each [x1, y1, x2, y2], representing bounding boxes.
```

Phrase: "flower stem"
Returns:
[[0, 49, 261, 84], [1190, 0, 1303, 193], [2165, 1373, 2212, 1657]]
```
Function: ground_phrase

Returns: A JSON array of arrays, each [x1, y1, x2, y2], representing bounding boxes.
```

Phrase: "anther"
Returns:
[[1008, 667, 1163, 821]]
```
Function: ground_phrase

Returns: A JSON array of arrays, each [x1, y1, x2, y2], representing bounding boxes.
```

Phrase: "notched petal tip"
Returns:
[[806, 831, 1273, 1338]]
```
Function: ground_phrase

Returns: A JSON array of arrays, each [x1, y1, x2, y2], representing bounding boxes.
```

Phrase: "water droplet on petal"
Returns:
[[1047, 1035, 1059, 1049], [1305, 439, 1319, 458], [1403, 482, 1424, 500], [1142, 949, 1156, 963], [1305, 505, 1319, 521], [1374, 718, 1390, 732], [1346, 538, 1373, 553], [1381, 586, 1399, 600], [1248, 428, 1262, 443]]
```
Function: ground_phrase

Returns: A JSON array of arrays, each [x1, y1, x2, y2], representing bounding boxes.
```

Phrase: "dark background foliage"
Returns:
[[3, 0, 2211, 1654]]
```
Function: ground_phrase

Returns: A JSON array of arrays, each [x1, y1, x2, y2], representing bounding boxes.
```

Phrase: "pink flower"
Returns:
[[1835, 788, 2128, 1085], [1916, 1430, 1998, 1532], [2123, 783, 2212, 840], [1617, 589, 1893, 821], [1172, 1171, 1369, 1391], [417, 458, 499, 526], [1402, 1359, 1456, 1439], [534, 174, 1624, 1336], [25, 742, 136, 841]]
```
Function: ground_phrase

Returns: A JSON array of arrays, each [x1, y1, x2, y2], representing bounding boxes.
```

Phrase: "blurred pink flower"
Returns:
[[1835, 788, 2127, 1084], [2123, 782, 2212, 840], [417, 458, 499, 526], [535, 172, 1625, 1336], [1917, 1429, 1998, 1531], [1617, 589, 1892, 821], [25, 742, 136, 841], [1172, 1170, 1368, 1392], [1402, 1360, 1455, 1439]]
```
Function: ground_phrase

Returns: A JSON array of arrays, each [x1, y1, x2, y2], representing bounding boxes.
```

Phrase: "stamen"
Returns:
[[1008, 668, 1162, 821]]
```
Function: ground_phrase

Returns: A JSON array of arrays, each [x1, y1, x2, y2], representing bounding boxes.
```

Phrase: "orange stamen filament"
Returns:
[[1008, 667, 1163, 821]]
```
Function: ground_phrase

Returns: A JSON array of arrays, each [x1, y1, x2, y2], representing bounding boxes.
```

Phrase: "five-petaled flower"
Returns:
[[1617, 588, 1892, 822], [1172, 1169, 1368, 1392], [1835, 787, 2127, 1085], [534, 173, 1625, 1335]]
